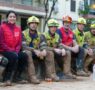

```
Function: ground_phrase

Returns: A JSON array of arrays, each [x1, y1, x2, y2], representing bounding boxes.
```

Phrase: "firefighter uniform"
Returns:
[[74, 17, 92, 75], [84, 24, 95, 73]]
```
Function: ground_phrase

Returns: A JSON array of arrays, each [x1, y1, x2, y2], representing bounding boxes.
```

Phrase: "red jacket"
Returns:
[[0, 22, 22, 53], [60, 27, 74, 46]]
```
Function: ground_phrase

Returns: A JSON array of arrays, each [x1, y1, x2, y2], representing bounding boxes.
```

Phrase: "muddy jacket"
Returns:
[[84, 31, 95, 49], [73, 28, 84, 47], [22, 29, 47, 51], [44, 31, 63, 49]]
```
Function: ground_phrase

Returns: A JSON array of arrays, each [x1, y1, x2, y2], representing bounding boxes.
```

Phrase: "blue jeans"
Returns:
[[76, 47, 85, 71]]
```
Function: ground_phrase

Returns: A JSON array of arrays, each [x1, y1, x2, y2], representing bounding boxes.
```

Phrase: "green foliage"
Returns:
[[79, 1, 90, 15], [84, 18, 95, 32]]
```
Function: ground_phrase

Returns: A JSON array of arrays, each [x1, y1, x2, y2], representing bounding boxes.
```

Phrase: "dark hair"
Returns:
[[6, 10, 17, 18]]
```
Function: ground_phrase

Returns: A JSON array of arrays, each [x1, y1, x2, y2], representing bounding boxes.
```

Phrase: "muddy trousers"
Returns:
[[54, 50, 71, 75], [84, 49, 94, 72], [24, 50, 37, 81], [24, 50, 57, 80], [45, 51, 57, 78]]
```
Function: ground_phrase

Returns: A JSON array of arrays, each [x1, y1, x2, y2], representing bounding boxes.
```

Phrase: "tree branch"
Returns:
[[43, 0, 57, 32]]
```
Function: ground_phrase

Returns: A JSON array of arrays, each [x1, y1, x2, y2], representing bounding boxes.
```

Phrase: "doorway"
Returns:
[[21, 17, 27, 31]]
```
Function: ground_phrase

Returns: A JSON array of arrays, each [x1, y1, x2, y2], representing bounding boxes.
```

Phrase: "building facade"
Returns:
[[0, 0, 84, 31], [0, 0, 45, 31], [48, 0, 83, 30]]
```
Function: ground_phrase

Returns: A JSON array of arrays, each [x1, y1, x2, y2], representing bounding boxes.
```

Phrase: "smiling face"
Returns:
[[77, 23, 85, 32], [91, 28, 95, 35], [7, 12, 16, 24], [49, 26, 57, 34], [63, 21, 71, 30]]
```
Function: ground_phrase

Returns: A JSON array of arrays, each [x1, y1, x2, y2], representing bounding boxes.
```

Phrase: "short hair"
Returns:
[[6, 10, 17, 18]]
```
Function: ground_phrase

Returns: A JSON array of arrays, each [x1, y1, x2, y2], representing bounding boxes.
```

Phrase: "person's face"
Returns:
[[77, 23, 85, 32], [7, 13, 16, 24], [49, 26, 57, 34], [91, 28, 95, 35], [63, 21, 71, 29], [29, 22, 38, 31]]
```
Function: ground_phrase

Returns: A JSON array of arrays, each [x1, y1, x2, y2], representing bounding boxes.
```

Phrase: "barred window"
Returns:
[[70, 0, 76, 12]]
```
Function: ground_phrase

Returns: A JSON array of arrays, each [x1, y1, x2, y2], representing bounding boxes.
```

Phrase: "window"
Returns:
[[70, 0, 76, 12], [90, 0, 95, 5], [21, 0, 32, 6]]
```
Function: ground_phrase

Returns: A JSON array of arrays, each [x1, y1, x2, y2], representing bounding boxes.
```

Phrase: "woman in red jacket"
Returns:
[[0, 10, 22, 86]]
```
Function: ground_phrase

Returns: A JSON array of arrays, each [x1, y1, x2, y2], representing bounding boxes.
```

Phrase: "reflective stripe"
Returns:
[[23, 29, 41, 49], [44, 31, 59, 47], [73, 29, 84, 46]]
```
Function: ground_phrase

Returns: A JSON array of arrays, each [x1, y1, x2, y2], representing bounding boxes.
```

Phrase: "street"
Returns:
[[0, 75, 95, 90]]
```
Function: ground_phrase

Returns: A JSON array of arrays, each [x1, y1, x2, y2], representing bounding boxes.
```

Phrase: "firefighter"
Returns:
[[57, 16, 87, 76], [84, 23, 95, 73], [22, 16, 59, 83], [73, 17, 89, 76], [44, 19, 76, 79]]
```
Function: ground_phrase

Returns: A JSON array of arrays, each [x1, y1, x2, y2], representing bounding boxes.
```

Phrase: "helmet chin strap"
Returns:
[[29, 29, 37, 34], [91, 33, 95, 36]]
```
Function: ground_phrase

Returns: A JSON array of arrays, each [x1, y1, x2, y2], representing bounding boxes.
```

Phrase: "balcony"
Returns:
[[0, 0, 45, 14]]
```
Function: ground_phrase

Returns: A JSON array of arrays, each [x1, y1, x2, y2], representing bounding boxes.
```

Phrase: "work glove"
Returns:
[[54, 48, 62, 55], [34, 50, 41, 57], [61, 49, 66, 56]]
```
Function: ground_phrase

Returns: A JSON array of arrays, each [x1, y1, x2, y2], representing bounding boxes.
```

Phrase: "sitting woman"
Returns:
[[0, 10, 22, 86]]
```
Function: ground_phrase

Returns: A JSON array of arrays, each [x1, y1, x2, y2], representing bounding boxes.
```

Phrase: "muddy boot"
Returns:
[[76, 70, 89, 76], [50, 74, 59, 82], [63, 51, 71, 74], [3, 80, 12, 86], [25, 50, 40, 84], [84, 56, 93, 75], [65, 73, 76, 79], [3, 71, 14, 86], [45, 51, 59, 82], [29, 75, 40, 84]]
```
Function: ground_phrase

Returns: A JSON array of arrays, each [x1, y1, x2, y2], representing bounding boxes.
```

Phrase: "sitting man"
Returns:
[[84, 23, 95, 73], [73, 17, 91, 76]]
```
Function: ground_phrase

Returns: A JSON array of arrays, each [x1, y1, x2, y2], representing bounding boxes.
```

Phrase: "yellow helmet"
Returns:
[[48, 19, 59, 27], [90, 24, 95, 29], [27, 16, 40, 24], [77, 17, 86, 25]]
